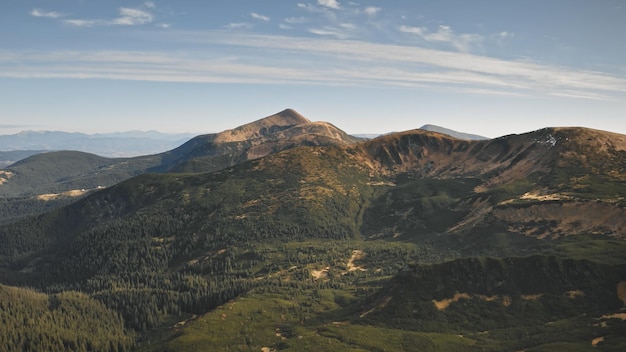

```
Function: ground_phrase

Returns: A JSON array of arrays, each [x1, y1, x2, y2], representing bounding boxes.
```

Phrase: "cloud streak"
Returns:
[[399, 25, 483, 53], [113, 7, 153, 25], [31, 8, 64, 19], [317, 0, 341, 10], [1, 31, 624, 101], [363, 7, 381, 17], [43, 6, 156, 27], [250, 12, 270, 21]]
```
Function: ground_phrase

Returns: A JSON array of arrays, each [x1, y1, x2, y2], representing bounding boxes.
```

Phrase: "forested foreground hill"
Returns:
[[0, 124, 625, 351], [0, 284, 133, 351]]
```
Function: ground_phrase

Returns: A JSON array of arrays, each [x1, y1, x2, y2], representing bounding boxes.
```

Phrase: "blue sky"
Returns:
[[1, 0, 625, 137]]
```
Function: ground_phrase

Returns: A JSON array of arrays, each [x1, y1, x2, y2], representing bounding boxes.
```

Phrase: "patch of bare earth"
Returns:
[[519, 191, 570, 202], [311, 267, 329, 280], [432, 293, 471, 310], [566, 290, 584, 299], [36, 188, 89, 201], [433, 294, 518, 310], [345, 250, 367, 273], [0, 170, 14, 185], [601, 313, 626, 321], [521, 294, 543, 300], [592, 337, 604, 346]]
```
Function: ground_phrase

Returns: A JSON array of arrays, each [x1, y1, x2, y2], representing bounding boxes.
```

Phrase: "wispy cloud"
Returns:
[[59, 6, 154, 27], [363, 7, 381, 17], [224, 23, 252, 30], [64, 19, 101, 27], [308, 27, 350, 38], [297, 3, 323, 13], [318, 0, 341, 10], [250, 12, 270, 21], [113, 7, 153, 25], [31, 8, 64, 19], [284, 16, 309, 24], [281, 16, 309, 30], [1, 32, 625, 101], [399, 25, 483, 53]]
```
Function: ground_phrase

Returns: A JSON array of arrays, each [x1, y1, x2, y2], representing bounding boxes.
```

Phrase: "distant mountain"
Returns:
[[0, 130, 195, 158], [352, 133, 381, 139], [419, 124, 488, 140]]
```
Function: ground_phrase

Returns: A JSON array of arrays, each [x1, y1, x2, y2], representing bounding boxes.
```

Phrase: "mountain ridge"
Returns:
[[0, 110, 625, 350]]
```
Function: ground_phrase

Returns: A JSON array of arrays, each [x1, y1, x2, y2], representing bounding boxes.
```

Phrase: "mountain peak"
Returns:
[[276, 108, 311, 124], [213, 109, 311, 143]]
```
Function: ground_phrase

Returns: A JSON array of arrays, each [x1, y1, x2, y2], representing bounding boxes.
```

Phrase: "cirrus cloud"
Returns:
[[2, 30, 625, 102], [399, 25, 483, 53], [251, 12, 270, 21], [318, 0, 341, 9], [31, 8, 64, 19]]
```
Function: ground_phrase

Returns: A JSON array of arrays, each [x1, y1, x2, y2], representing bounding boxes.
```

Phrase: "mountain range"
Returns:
[[0, 109, 624, 351], [0, 130, 195, 161]]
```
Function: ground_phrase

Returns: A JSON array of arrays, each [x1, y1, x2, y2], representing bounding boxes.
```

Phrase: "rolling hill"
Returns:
[[0, 114, 624, 351]]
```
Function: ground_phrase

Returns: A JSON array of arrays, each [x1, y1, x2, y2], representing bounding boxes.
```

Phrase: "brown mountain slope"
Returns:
[[357, 126, 625, 189], [213, 108, 311, 143], [165, 109, 360, 173], [353, 127, 626, 239]]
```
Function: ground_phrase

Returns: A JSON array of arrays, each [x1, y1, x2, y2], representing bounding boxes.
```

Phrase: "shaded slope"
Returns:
[[358, 256, 626, 350]]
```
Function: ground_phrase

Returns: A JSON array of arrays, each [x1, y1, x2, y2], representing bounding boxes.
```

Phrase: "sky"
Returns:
[[1, 0, 626, 138]]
